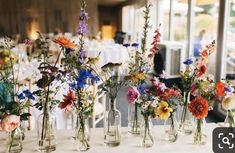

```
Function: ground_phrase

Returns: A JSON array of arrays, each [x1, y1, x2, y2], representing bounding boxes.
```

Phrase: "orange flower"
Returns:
[[197, 63, 206, 77], [54, 36, 75, 50], [59, 90, 77, 110], [216, 81, 225, 96], [188, 97, 209, 119], [200, 50, 209, 58]]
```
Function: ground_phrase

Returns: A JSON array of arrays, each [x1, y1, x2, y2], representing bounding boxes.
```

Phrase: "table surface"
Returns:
[[0, 123, 218, 153]]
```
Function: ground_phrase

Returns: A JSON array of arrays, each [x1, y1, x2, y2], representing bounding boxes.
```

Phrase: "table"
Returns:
[[0, 123, 217, 153]]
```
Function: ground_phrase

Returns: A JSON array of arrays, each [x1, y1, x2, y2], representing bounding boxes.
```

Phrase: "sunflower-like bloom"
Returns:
[[188, 97, 209, 119], [54, 36, 75, 50], [155, 101, 173, 120]]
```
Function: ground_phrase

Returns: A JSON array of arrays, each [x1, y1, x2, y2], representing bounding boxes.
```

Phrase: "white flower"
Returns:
[[222, 95, 235, 110]]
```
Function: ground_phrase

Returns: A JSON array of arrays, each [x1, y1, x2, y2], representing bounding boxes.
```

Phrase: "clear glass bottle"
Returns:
[[6, 127, 23, 153], [193, 118, 207, 145], [163, 112, 178, 142], [178, 92, 193, 135], [141, 116, 154, 148], [74, 114, 90, 151], [104, 98, 121, 146], [128, 103, 142, 135], [224, 109, 235, 127], [37, 102, 56, 152]]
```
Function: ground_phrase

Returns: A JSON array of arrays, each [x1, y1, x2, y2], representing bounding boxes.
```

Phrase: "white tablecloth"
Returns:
[[0, 123, 217, 153]]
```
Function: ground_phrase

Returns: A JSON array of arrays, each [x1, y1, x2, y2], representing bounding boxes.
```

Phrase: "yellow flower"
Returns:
[[134, 72, 147, 81], [155, 101, 173, 120]]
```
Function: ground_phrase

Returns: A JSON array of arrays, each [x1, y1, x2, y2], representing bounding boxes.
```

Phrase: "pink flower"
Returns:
[[1, 115, 20, 132], [127, 87, 140, 104]]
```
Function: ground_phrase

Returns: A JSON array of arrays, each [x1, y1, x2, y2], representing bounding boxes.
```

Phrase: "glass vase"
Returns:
[[141, 116, 154, 148], [37, 104, 56, 152], [6, 127, 23, 153], [193, 118, 207, 145], [163, 112, 178, 142], [104, 98, 121, 146], [74, 114, 90, 151], [224, 109, 235, 127], [178, 92, 193, 135], [128, 103, 142, 135]]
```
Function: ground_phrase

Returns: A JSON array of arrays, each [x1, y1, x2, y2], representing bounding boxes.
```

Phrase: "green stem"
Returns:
[[179, 92, 189, 129], [8, 129, 15, 152], [228, 110, 235, 127]]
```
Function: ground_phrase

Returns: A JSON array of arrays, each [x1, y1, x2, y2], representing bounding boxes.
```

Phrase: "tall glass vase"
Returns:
[[104, 98, 121, 146], [141, 116, 154, 148], [163, 112, 178, 142], [74, 114, 90, 151], [6, 127, 23, 153], [128, 103, 141, 135], [193, 118, 206, 145], [178, 92, 193, 135], [37, 103, 56, 152], [224, 110, 235, 127]]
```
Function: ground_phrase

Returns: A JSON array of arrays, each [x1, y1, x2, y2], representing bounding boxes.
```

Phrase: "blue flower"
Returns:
[[17, 93, 25, 100], [75, 77, 87, 88], [23, 89, 35, 100], [183, 58, 193, 65], [91, 75, 100, 83], [225, 86, 234, 93], [123, 43, 130, 48], [69, 82, 77, 89], [79, 69, 93, 79], [147, 96, 154, 102], [137, 84, 146, 94], [131, 43, 139, 47]]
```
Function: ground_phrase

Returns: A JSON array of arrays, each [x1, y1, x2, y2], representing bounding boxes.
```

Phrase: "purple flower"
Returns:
[[80, 50, 87, 59], [183, 58, 193, 65], [24, 39, 33, 46], [77, 10, 89, 35], [127, 87, 140, 104], [225, 86, 234, 94]]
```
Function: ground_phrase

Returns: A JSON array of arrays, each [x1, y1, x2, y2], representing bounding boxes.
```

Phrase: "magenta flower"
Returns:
[[127, 87, 140, 104]]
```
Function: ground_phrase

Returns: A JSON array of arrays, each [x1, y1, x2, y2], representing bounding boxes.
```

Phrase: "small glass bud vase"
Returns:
[[104, 98, 121, 146], [141, 116, 154, 148], [163, 112, 178, 142], [128, 103, 142, 135], [193, 118, 207, 145], [6, 127, 23, 153], [37, 105, 56, 152], [178, 92, 193, 135], [74, 114, 90, 151], [224, 109, 235, 127]]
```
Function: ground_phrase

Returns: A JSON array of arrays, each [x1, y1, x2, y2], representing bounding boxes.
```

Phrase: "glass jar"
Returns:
[[6, 127, 23, 153], [74, 114, 90, 151], [128, 103, 142, 135], [193, 118, 207, 145], [178, 92, 193, 135], [163, 112, 178, 142], [37, 104, 56, 152], [141, 116, 154, 148], [104, 98, 121, 146], [224, 109, 235, 127]]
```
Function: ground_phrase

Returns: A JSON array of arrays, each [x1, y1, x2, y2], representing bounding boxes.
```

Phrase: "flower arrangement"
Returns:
[[215, 80, 235, 127], [55, 0, 100, 151], [178, 41, 216, 134], [0, 38, 34, 152]]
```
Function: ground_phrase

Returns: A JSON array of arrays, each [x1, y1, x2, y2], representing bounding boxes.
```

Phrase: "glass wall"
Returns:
[[226, 1, 235, 81]]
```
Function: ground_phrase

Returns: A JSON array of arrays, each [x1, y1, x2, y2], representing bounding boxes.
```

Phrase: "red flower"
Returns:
[[188, 97, 209, 119], [200, 50, 209, 58], [216, 81, 225, 97], [149, 28, 161, 58], [197, 63, 206, 77], [59, 90, 77, 110], [161, 88, 181, 101]]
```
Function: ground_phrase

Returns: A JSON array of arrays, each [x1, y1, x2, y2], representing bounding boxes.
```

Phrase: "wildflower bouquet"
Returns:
[[55, 0, 99, 151], [125, 1, 161, 136], [215, 80, 235, 127], [178, 41, 216, 134], [0, 38, 34, 153]]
